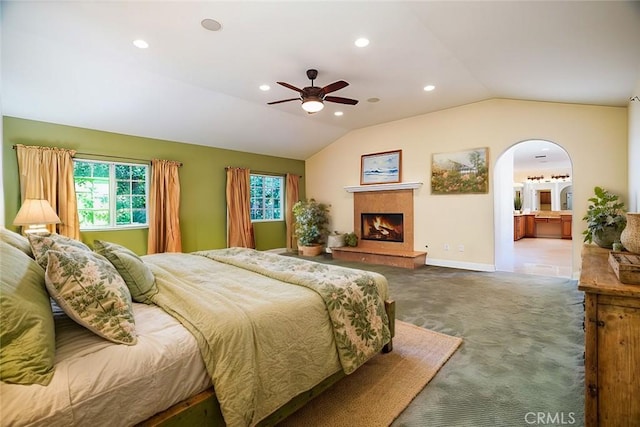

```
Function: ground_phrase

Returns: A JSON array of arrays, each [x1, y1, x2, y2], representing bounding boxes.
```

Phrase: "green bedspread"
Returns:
[[143, 249, 390, 427], [195, 247, 391, 374]]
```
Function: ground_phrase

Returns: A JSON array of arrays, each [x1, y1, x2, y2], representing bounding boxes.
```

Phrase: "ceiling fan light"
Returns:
[[302, 99, 324, 113]]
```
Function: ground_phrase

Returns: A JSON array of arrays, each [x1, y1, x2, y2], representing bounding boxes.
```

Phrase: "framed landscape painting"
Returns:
[[361, 150, 402, 185], [431, 147, 489, 194]]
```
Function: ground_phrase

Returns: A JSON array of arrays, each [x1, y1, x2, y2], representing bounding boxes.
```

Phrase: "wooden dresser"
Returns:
[[578, 245, 640, 426]]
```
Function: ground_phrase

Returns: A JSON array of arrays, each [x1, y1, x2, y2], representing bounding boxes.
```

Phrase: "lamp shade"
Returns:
[[301, 98, 324, 113], [14, 199, 61, 228]]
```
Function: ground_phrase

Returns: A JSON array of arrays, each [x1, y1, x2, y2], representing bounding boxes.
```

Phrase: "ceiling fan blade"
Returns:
[[321, 80, 349, 94], [325, 95, 359, 105], [277, 82, 304, 94], [267, 98, 300, 105]]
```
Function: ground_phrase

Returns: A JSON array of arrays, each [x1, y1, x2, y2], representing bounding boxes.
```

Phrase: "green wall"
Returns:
[[2, 117, 305, 254]]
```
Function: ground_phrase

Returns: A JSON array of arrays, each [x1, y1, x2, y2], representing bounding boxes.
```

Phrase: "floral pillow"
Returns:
[[28, 232, 91, 269], [45, 250, 137, 345]]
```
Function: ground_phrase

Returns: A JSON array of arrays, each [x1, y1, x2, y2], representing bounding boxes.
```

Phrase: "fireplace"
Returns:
[[361, 213, 404, 242], [331, 188, 426, 268]]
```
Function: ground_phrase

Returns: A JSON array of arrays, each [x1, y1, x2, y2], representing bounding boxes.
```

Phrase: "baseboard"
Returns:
[[425, 258, 496, 272], [264, 247, 289, 254]]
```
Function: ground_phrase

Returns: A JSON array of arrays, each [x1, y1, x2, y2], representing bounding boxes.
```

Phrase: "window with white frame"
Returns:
[[250, 174, 284, 221], [74, 159, 149, 230]]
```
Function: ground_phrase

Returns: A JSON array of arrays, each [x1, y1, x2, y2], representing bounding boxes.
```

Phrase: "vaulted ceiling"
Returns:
[[2, 1, 639, 160]]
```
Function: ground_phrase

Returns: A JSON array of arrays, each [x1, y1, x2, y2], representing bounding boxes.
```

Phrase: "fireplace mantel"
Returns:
[[344, 181, 423, 193]]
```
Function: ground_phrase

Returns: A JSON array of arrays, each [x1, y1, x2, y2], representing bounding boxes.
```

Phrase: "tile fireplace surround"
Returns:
[[331, 183, 427, 269]]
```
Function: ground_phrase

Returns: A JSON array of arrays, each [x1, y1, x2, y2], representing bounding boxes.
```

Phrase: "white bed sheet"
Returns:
[[0, 303, 211, 427]]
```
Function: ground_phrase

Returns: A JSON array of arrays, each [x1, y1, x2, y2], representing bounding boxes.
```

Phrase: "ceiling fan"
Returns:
[[267, 69, 359, 113]]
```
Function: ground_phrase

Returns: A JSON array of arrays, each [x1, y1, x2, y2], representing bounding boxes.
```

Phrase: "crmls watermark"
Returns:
[[524, 412, 577, 425]]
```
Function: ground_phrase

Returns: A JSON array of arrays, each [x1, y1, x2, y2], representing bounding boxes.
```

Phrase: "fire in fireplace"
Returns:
[[361, 213, 404, 242]]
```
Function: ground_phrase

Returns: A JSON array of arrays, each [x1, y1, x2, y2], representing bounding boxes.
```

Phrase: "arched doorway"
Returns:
[[494, 140, 573, 277]]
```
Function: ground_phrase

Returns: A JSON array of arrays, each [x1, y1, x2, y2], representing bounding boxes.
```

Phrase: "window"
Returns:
[[250, 174, 284, 221], [74, 159, 149, 230]]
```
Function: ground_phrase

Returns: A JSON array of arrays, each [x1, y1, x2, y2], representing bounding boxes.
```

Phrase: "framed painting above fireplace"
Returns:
[[361, 150, 402, 185]]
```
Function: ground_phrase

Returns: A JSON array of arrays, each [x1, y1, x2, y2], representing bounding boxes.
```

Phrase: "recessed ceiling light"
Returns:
[[259, 84, 270, 91], [423, 85, 435, 92], [367, 97, 380, 103], [133, 39, 149, 49], [201, 18, 222, 32], [334, 111, 344, 116], [355, 37, 369, 48]]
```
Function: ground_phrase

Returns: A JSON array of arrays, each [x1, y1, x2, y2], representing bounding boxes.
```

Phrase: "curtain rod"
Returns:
[[225, 166, 302, 178], [12, 145, 182, 167]]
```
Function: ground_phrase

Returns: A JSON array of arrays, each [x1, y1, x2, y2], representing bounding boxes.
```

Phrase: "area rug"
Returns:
[[279, 321, 463, 427]]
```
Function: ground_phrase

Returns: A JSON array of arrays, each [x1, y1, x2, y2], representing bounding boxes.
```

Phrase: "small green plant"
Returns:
[[514, 194, 523, 211], [344, 232, 358, 247], [582, 186, 626, 246], [292, 199, 330, 246]]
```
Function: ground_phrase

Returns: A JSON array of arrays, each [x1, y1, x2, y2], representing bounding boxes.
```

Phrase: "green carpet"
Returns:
[[294, 254, 585, 427]]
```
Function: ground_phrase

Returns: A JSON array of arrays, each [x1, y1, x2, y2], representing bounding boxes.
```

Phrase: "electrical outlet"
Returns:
[[458, 244, 465, 252], [444, 244, 450, 251]]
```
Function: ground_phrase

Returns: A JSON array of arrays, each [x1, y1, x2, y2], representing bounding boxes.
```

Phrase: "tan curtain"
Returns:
[[226, 167, 255, 248], [15, 144, 80, 239], [285, 173, 300, 252], [148, 159, 182, 254]]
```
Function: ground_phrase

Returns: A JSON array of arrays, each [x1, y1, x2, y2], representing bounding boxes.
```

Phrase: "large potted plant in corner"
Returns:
[[582, 186, 627, 249], [292, 199, 330, 256]]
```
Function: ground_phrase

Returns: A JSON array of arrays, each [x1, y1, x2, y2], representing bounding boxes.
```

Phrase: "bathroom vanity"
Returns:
[[514, 211, 572, 240]]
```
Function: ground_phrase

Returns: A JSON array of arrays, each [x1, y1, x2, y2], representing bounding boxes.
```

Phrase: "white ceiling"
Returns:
[[512, 140, 571, 172], [2, 1, 639, 160]]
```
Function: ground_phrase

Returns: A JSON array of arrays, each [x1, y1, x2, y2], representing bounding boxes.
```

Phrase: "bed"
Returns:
[[0, 229, 394, 427]]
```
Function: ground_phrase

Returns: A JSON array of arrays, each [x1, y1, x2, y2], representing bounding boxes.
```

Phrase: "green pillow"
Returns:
[[45, 250, 138, 345], [0, 241, 56, 385], [1, 227, 34, 258], [28, 232, 91, 269], [93, 240, 158, 304]]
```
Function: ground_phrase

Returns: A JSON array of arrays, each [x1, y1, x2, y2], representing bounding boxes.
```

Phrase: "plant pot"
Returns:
[[298, 244, 324, 257], [326, 234, 345, 253], [593, 226, 623, 249], [620, 212, 640, 253]]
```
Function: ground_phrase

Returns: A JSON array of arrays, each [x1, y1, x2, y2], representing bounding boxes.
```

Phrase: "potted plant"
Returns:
[[514, 194, 523, 213], [344, 232, 358, 247], [582, 186, 627, 249], [326, 231, 346, 253], [292, 199, 330, 256]]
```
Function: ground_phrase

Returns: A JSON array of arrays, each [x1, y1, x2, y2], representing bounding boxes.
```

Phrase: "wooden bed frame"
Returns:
[[138, 300, 396, 427]]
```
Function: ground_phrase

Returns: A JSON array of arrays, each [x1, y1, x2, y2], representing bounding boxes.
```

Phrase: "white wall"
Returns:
[[306, 99, 628, 276], [494, 147, 514, 272], [629, 77, 640, 212]]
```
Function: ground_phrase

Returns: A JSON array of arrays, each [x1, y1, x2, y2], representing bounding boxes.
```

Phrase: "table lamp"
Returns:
[[13, 198, 61, 234]]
